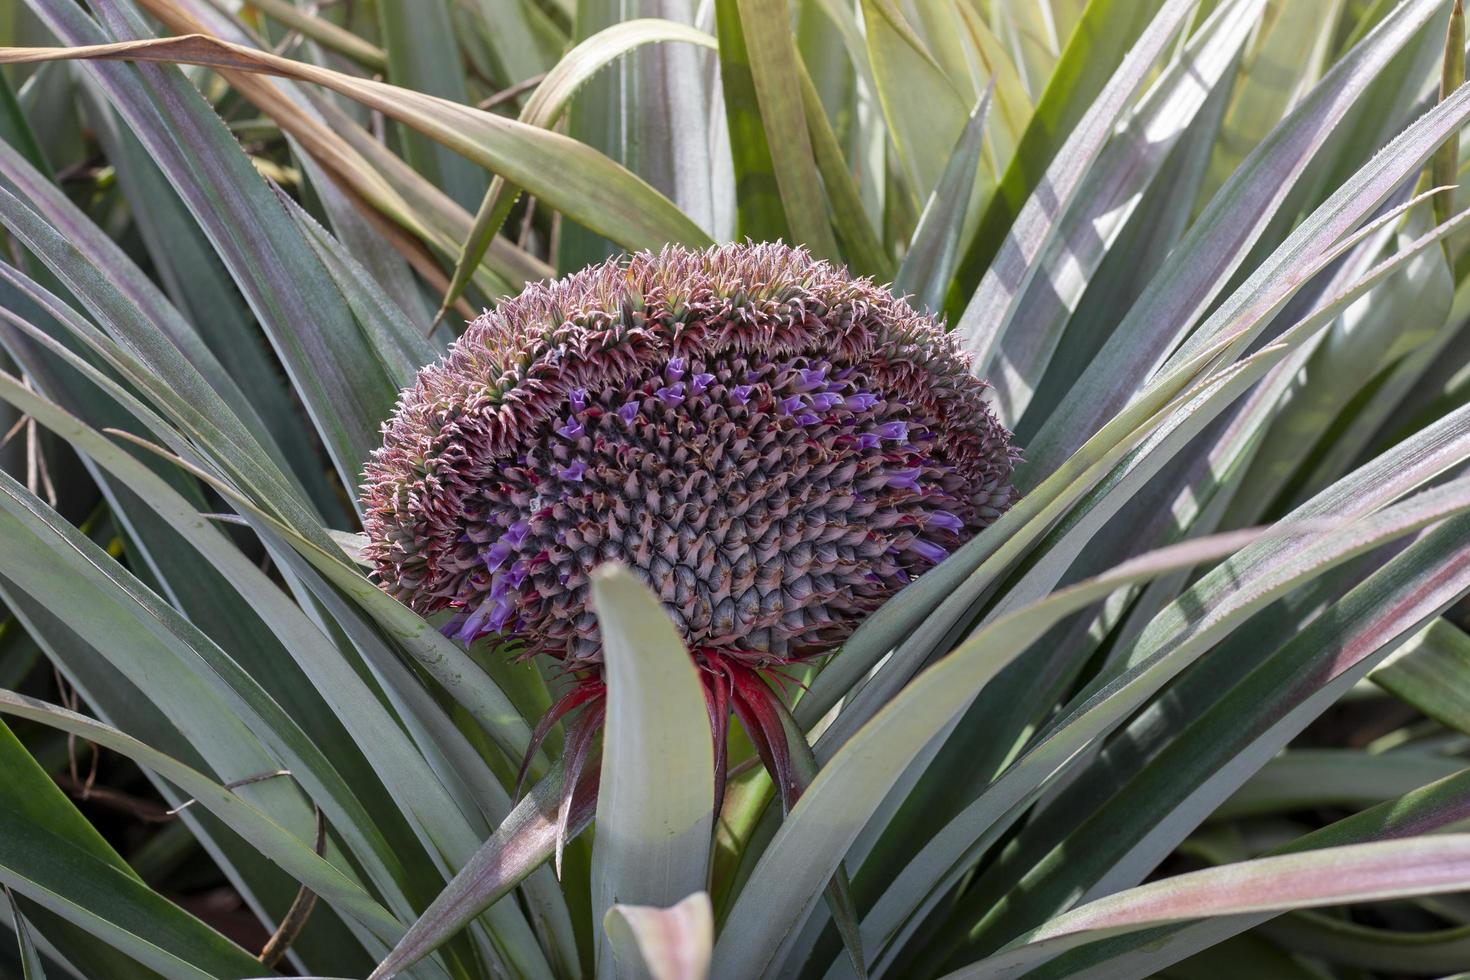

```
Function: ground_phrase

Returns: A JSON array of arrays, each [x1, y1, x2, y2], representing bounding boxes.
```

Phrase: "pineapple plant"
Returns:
[[0, 0, 1469, 978]]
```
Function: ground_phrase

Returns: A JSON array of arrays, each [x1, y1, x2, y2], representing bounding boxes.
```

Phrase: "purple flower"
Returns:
[[731, 384, 754, 404], [556, 416, 585, 439], [691, 372, 715, 395], [656, 383, 686, 407], [666, 357, 686, 382], [847, 392, 880, 412], [795, 412, 822, 427], [558, 460, 587, 482], [619, 402, 639, 424], [569, 388, 587, 412], [780, 395, 804, 414]]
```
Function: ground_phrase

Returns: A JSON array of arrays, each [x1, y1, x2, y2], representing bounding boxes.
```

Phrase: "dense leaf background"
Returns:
[[2, 0, 1470, 977]]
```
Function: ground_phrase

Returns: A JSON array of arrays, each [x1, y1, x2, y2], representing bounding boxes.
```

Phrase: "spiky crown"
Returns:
[[362, 243, 1017, 670]]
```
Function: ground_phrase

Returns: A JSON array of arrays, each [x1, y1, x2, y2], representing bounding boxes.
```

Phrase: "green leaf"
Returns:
[[1199, 0, 1345, 203], [0, 717, 158, 980], [896, 506, 1470, 972], [465, 0, 553, 87], [803, 288, 1470, 970], [1217, 749, 1466, 819], [830, 187, 1455, 741], [860, 0, 969, 208], [442, 18, 719, 321], [0, 338, 535, 774], [892, 89, 991, 315], [991, 0, 1068, 98], [712, 0, 789, 242], [947, 2, 1031, 170], [70, 82, 347, 521], [590, 565, 715, 975], [948, 0, 1168, 302], [954, 0, 1201, 392], [283, 191, 438, 389], [0, 371, 486, 934], [959, 0, 1260, 422], [796, 61, 889, 279], [23, 0, 402, 500], [243, 0, 387, 68], [1040, 764, 1470, 975], [1223, 212, 1454, 527], [5, 886, 48, 979], [0, 59, 47, 171], [1258, 909, 1470, 974], [1433, 0, 1465, 227], [1373, 617, 1470, 734], [0, 809, 267, 980], [0, 718, 259, 980], [604, 892, 713, 980], [377, 0, 488, 211], [956, 835, 1470, 980], [726, 0, 837, 256], [713, 528, 1273, 978], [1023, 0, 1447, 480], [0, 27, 713, 255], [0, 689, 413, 957], [368, 761, 595, 980], [0, 141, 323, 523]]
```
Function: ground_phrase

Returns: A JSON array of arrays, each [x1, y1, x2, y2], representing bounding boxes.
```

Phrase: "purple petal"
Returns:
[[795, 412, 822, 426], [731, 384, 754, 405], [691, 372, 715, 395], [505, 560, 529, 590], [847, 392, 880, 412], [926, 511, 965, 533], [556, 416, 585, 439], [909, 538, 950, 564], [854, 433, 881, 451], [569, 388, 587, 412], [809, 392, 843, 411], [886, 467, 923, 491], [780, 395, 804, 414], [877, 421, 909, 442], [457, 597, 496, 642], [490, 569, 516, 599], [440, 613, 467, 639], [619, 402, 639, 424], [487, 595, 517, 632], [484, 539, 513, 571], [505, 520, 530, 547], [796, 367, 827, 391], [666, 357, 686, 381], [559, 460, 587, 482], [656, 383, 686, 407]]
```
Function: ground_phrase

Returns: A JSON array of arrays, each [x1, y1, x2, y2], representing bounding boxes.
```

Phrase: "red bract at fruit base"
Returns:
[[362, 242, 1019, 849]]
